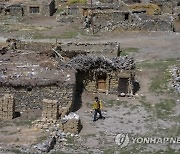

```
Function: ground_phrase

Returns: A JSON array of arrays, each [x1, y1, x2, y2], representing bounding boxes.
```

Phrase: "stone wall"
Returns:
[[0, 84, 75, 116], [62, 113, 82, 134], [16, 41, 53, 53], [92, 10, 174, 32], [61, 42, 120, 58], [23, 0, 56, 17], [15, 41, 119, 58], [42, 99, 59, 120], [0, 94, 15, 119], [80, 70, 135, 95]]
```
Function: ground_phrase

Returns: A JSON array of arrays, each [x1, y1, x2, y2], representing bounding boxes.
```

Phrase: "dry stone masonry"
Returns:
[[42, 99, 59, 120], [62, 113, 82, 134], [169, 66, 180, 93], [0, 94, 15, 119]]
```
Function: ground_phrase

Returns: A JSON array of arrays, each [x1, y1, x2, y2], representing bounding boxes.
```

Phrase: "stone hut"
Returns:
[[0, 2, 24, 16], [0, 0, 56, 17], [65, 55, 136, 96], [23, 0, 56, 16], [0, 49, 76, 118]]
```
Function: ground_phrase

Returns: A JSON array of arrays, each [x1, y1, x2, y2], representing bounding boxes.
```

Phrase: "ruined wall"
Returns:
[[0, 94, 15, 119], [15, 41, 119, 58], [0, 4, 23, 17], [0, 84, 75, 116], [16, 41, 53, 53], [92, 10, 174, 32], [42, 99, 59, 120], [61, 42, 119, 58]]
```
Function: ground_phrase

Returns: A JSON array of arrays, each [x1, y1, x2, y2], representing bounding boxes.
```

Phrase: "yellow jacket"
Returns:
[[93, 100, 103, 110]]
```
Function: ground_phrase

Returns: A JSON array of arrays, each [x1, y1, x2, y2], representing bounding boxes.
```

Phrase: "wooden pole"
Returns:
[[91, 0, 94, 34]]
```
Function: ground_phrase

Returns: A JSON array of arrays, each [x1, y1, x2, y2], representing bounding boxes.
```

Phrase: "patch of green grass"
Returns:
[[13, 118, 36, 126], [33, 31, 79, 39], [138, 59, 177, 94], [137, 58, 176, 69], [60, 31, 79, 38], [50, 151, 65, 154], [140, 100, 152, 112], [83, 133, 96, 138], [67, 0, 87, 5], [155, 147, 178, 154], [9, 131, 19, 135], [103, 147, 116, 154], [37, 135, 48, 142], [66, 135, 75, 145], [120, 47, 139, 56], [0, 120, 12, 129], [55, 8, 65, 15], [154, 99, 176, 119], [0, 130, 8, 134], [10, 148, 23, 154], [149, 70, 171, 94], [157, 125, 180, 137], [104, 99, 128, 107]]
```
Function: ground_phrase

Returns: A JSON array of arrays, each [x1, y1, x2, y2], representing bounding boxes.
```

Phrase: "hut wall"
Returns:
[[0, 84, 75, 117], [84, 71, 134, 95]]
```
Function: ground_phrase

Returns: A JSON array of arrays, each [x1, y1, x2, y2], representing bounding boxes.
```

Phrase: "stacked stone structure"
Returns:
[[0, 94, 15, 119], [42, 99, 59, 120]]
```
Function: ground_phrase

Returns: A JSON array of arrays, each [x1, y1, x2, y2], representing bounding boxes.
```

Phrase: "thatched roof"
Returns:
[[0, 50, 75, 87], [64, 55, 135, 73]]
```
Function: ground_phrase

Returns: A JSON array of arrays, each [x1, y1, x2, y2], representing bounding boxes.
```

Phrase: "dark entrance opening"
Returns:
[[73, 72, 84, 111], [124, 13, 129, 21], [118, 78, 128, 95]]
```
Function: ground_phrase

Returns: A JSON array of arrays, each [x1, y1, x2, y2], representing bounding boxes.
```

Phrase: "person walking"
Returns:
[[93, 97, 105, 122]]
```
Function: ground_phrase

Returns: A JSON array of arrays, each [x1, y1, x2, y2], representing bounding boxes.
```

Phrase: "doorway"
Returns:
[[118, 78, 128, 95], [97, 73, 107, 92]]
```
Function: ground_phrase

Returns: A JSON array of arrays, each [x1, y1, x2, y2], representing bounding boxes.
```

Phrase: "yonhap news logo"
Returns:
[[115, 133, 180, 148]]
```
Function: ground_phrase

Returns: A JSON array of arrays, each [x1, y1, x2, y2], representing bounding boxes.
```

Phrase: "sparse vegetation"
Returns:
[[0, 120, 13, 129], [51, 151, 66, 154], [13, 118, 36, 126], [120, 47, 139, 56], [103, 147, 116, 154], [137, 59, 177, 94], [37, 135, 48, 143], [104, 99, 128, 107], [154, 99, 176, 119], [33, 31, 79, 39], [67, 0, 87, 5], [10, 148, 23, 154]]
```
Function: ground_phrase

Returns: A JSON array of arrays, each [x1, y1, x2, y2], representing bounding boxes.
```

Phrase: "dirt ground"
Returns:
[[0, 15, 180, 153]]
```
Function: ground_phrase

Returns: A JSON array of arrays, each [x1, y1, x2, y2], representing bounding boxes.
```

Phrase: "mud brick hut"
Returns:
[[65, 55, 136, 96], [0, 49, 76, 118]]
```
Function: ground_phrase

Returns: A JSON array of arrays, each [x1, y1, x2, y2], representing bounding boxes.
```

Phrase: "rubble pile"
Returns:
[[33, 136, 56, 153], [62, 112, 82, 134], [31, 129, 77, 153], [33, 112, 81, 134], [170, 66, 180, 93], [31, 113, 81, 153], [0, 94, 15, 119], [33, 118, 60, 130], [65, 55, 135, 72], [42, 99, 59, 120]]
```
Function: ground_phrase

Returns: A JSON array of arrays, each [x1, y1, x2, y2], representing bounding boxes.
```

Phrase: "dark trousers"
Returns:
[[93, 109, 103, 121]]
